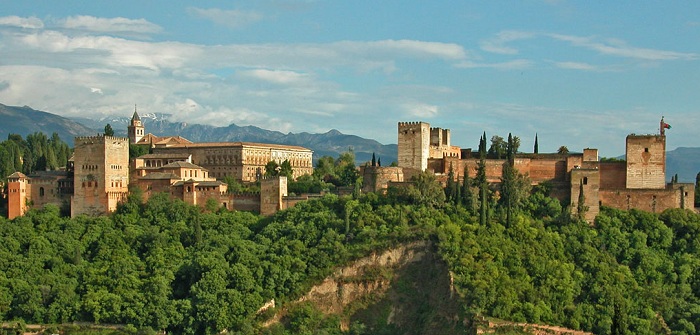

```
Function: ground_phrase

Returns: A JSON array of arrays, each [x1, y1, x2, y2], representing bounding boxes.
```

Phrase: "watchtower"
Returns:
[[625, 135, 666, 189], [7, 172, 29, 219], [398, 122, 430, 171], [71, 135, 129, 217], [127, 107, 145, 144]]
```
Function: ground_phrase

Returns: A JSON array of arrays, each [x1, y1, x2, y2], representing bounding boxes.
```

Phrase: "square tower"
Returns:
[[7, 172, 29, 219], [398, 122, 430, 171], [71, 135, 130, 217], [625, 135, 666, 189]]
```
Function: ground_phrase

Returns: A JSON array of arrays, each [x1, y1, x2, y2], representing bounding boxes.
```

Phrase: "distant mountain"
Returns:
[[4, 104, 696, 179], [72, 112, 399, 165], [0, 103, 95, 143], [666, 147, 700, 183]]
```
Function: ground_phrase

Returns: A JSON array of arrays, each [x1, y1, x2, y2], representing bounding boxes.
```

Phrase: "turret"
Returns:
[[127, 106, 145, 144]]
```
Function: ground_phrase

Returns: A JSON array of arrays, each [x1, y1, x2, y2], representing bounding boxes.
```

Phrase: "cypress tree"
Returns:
[[371, 152, 376, 167], [534, 133, 539, 154], [462, 165, 474, 213], [477, 132, 488, 225]]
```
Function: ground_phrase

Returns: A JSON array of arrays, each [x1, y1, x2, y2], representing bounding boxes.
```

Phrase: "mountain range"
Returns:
[[1, 103, 698, 183]]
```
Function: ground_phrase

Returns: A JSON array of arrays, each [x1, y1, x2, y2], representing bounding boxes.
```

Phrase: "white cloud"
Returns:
[[238, 69, 310, 85], [554, 61, 598, 71], [187, 8, 263, 28], [457, 59, 532, 70], [60, 15, 162, 35], [548, 33, 697, 61], [404, 102, 439, 118], [480, 30, 535, 55], [90, 87, 103, 94], [0, 16, 43, 29]]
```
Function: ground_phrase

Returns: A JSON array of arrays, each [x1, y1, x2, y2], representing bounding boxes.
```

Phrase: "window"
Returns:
[[644, 148, 649, 153], [39, 187, 44, 197], [583, 177, 588, 185]]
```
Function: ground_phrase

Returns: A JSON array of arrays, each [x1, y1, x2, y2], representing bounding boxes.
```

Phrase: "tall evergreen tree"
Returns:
[[371, 152, 376, 167], [461, 165, 474, 213], [577, 180, 588, 221], [534, 133, 539, 154], [445, 163, 458, 204], [104, 124, 115, 136], [500, 133, 517, 227], [695, 172, 700, 207], [477, 132, 488, 225]]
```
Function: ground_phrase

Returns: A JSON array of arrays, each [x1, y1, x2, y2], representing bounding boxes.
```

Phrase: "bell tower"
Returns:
[[127, 106, 145, 144]]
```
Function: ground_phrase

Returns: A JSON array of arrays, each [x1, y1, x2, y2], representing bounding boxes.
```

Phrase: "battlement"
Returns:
[[74, 135, 129, 144], [398, 121, 428, 127]]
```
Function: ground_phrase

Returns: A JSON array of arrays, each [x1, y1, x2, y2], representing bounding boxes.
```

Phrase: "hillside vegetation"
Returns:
[[1, 174, 700, 334]]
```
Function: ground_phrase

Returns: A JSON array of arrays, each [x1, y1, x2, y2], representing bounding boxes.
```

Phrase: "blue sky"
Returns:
[[0, 1, 698, 157]]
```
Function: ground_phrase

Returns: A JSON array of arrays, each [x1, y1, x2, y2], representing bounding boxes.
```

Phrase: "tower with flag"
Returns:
[[660, 116, 671, 136]]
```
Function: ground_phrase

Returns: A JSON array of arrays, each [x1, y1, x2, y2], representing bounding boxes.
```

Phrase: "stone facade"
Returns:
[[149, 142, 313, 182], [71, 136, 130, 217]]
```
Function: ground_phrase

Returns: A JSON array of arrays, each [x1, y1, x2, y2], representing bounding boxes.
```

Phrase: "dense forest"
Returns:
[[1, 175, 699, 334], [0, 132, 72, 178]]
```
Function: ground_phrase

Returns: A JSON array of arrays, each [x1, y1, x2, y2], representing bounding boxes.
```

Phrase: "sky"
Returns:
[[0, 1, 698, 157]]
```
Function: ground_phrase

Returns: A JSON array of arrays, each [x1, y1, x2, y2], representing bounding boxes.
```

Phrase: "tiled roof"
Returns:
[[139, 172, 179, 180], [161, 161, 206, 169], [7, 172, 27, 179]]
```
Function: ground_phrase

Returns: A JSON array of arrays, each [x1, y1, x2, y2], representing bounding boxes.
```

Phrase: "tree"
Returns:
[[279, 160, 293, 179], [534, 133, 539, 154], [264, 161, 280, 177], [461, 165, 474, 213], [488, 135, 506, 159], [576, 180, 588, 221], [371, 153, 376, 167], [500, 133, 517, 227], [445, 163, 458, 204], [477, 132, 489, 225], [695, 172, 699, 207], [557, 146, 569, 154], [104, 124, 115, 136]]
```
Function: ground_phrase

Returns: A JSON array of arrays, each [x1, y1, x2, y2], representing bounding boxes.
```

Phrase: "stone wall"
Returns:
[[570, 169, 600, 222], [600, 183, 694, 213], [599, 162, 626, 189], [398, 122, 430, 171], [626, 135, 666, 189], [361, 166, 404, 193], [71, 136, 129, 217]]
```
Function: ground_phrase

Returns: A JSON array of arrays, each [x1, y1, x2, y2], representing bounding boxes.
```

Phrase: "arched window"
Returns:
[[39, 187, 44, 197]]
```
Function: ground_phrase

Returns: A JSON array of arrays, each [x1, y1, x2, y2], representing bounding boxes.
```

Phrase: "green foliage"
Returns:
[[0, 132, 72, 176], [129, 145, 149, 160], [104, 124, 115, 137], [1, 172, 699, 335]]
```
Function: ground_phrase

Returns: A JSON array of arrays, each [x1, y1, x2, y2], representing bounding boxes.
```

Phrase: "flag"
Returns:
[[663, 122, 671, 129]]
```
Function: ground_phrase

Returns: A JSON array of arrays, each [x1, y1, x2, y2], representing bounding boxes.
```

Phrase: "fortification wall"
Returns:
[[361, 166, 404, 193], [599, 162, 626, 189], [71, 136, 129, 217], [232, 193, 261, 212], [600, 183, 694, 213], [570, 169, 601, 222], [398, 122, 430, 171], [626, 135, 666, 189]]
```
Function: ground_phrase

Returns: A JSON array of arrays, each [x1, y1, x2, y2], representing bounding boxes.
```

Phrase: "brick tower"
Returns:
[[398, 122, 431, 171], [625, 134, 666, 189], [127, 107, 145, 144], [71, 135, 129, 217], [7, 172, 29, 219]]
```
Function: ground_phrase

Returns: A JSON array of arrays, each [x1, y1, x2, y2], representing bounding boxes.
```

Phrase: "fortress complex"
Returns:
[[7, 110, 314, 219], [362, 120, 694, 222]]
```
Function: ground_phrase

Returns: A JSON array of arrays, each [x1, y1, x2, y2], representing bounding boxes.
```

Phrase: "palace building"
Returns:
[[6, 110, 315, 219]]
